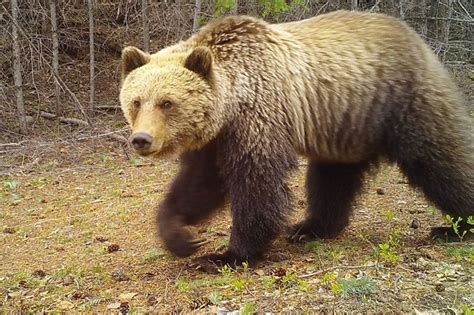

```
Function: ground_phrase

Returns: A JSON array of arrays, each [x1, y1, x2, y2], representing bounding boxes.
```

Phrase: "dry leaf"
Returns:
[[107, 302, 121, 309], [57, 300, 74, 310], [119, 292, 137, 302]]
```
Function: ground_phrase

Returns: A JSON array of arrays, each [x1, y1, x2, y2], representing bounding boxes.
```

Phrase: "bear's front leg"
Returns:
[[157, 141, 227, 257], [195, 142, 297, 273]]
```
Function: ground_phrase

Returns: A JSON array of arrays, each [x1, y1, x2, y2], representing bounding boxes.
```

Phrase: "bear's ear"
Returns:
[[184, 47, 213, 80], [121, 46, 151, 80]]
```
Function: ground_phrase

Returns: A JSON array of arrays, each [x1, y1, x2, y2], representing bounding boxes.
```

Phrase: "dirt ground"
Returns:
[[0, 140, 473, 314]]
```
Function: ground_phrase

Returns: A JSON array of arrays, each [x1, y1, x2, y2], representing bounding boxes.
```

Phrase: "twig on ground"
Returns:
[[299, 263, 380, 279], [94, 105, 121, 111], [0, 140, 31, 148], [36, 112, 129, 144], [39, 111, 89, 126]]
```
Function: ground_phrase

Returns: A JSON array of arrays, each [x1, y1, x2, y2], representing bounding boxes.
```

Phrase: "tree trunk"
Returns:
[[418, 0, 428, 37], [440, 0, 453, 62], [50, 0, 61, 115], [351, 0, 358, 10], [88, 0, 95, 113], [11, 0, 27, 134], [142, 0, 150, 51], [427, 0, 439, 40], [391, 0, 404, 19], [192, 0, 202, 33]]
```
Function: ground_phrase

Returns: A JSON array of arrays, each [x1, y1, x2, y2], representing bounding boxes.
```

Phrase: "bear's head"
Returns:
[[119, 46, 221, 158]]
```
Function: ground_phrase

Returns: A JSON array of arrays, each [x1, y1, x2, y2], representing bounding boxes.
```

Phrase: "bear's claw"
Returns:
[[287, 221, 320, 243], [191, 251, 250, 274]]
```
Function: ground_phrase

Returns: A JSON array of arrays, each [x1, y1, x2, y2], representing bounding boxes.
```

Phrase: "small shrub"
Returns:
[[337, 276, 378, 298], [208, 292, 222, 305], [3, 180, 19, 191], [176, 278, 191, 293], [144, 250, 162, 263], [377, 230, 401, 265], [240, 302, 258, 315]]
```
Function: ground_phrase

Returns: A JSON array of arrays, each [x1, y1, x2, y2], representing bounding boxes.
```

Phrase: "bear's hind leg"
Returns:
[[289, 161, 370, 242], [397, 152, 474, 241], [392, 97, 474, 241]]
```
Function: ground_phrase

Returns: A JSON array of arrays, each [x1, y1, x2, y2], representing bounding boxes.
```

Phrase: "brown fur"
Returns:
[[119, 10, 474, 272]]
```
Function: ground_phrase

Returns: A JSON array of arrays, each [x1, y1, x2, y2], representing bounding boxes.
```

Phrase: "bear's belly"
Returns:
[[293, 132, 374, 164]]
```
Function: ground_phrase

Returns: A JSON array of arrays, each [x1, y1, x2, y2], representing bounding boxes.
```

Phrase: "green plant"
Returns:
[[208, 292, 222, 305], [331, 281, 344, 296], [240, 302, 258, 315], [215, 238, 229, 251], [113, 121, 127, 129], [337, 276, 378, 298], [232, 262, 252, 291], [101, 155, 113, 162], [467, 216, 474, 234], [214, 0, 236, 16], [321, 272, 337, 287], [214, 264, 234, 286], [461, 305, 473, 315], [30, 177, 47, 186], [79, 297, 104, 311], [176, 278, 191, 293], [3, 180, 18, 192], [320, 272, 342, 296], [446, 246, 474, 262], [377, 230, 401, 265], [305, 241, 348, 263], [445, 215, 474, 242], [232, 278, 246, 291], [144, 250, 162, 263], [262, 276, 276, 290], [131, 157, 143, 166], [91, 265, 105, 274], [384, 210, 395, 221], [258, 0, 306, 17]]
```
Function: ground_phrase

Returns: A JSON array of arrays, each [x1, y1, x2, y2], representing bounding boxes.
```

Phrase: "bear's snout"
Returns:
[[130, 132, 153, 154]]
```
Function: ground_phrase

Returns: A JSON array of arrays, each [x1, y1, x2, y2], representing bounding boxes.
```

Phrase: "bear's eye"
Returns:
[[160, 101, 173, 110], [133, 100, 141, 109]]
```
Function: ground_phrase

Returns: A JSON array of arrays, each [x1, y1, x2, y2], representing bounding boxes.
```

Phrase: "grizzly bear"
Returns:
[[119, 10, 473, 273]]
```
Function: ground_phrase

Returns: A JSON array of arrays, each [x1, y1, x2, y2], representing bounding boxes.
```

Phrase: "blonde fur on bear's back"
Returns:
[[176, 10, 456, 163]]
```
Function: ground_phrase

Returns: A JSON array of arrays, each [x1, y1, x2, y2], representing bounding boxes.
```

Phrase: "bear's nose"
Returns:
[[130, 132, 153, 152]]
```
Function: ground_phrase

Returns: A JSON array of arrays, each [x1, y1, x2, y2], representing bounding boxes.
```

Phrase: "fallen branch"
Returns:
[[95, 105, 121, 111], [39, 111, 89, 126], [299, 264, 380, 279], [37, 111, 128, 145], [0, 140, 30, 148], [73, 128, 129, 144]]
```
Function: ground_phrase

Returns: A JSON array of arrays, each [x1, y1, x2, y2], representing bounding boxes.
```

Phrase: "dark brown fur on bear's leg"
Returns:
[[195, 130, 298, 273], [195, 173, 293, 273], [391, 100, 474, 242], [397, 155, 474, 242], [157, 141, 227, 258], [289, 162, 370, 242]]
